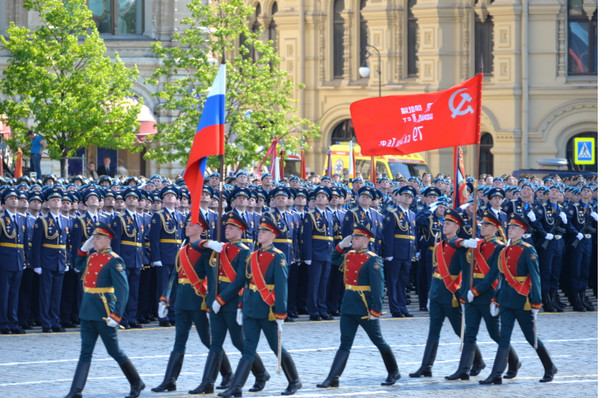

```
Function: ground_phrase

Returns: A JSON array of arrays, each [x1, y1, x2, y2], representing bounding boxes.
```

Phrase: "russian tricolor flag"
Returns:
[[184, 64, 226, 224]]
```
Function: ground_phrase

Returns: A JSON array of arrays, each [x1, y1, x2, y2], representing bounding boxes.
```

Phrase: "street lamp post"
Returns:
[[358, 44, 382, 183], [359, 44, 381, 97]]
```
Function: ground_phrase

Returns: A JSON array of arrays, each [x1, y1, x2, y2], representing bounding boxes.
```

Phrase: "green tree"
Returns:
[[146, 0, 319, 172], [0, 0, 141, 178]]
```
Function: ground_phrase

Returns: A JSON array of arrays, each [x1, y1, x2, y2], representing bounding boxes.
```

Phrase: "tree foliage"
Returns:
[[146, 0, 319, 171], [0, 0, 141, 177]]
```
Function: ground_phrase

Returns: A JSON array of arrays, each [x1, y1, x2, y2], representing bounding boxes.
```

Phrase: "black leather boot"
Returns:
[[317, 350, 349, 388], [281, 354, 302, 395], [380, 347, 401, 385], [479, 347, 508, 385], [470, 344, 486, 376], [151, 351, 184, 392], [65, 361, 90, 398], [551, 291, 564, 312], [249, 354, 270, 392], [572, 291, 587, 312], [582, 291, 596, 311], [189, 350, 222, 394], [218, 357, 252, 398], [537, 344, 557, 382], [445, 342, 475, 380], [504, 345, 521, 379], [119, 358, 146, 398], [409, 339, 438, 377], [216, 352, 233, 389], [542, 292, 556, 312]]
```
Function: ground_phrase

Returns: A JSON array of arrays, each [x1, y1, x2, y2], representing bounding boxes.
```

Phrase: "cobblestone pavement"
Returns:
[[1, 305, 597, 398]]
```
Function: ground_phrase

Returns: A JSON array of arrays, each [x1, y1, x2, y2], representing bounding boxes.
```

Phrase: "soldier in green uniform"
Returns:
[[410, 209, 485, 378], [316, 223, 400, 388], [446, 211, 520, 381], [480, 214, 557, 384], [189, 213, 270, 394], [65, 223, 145, 398], [218, 217, 302, 398], [152, 213, 231, 393]]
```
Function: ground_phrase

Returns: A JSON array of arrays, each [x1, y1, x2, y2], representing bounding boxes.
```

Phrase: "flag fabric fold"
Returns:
[[350, 74, 482, 156], [184, 64, 226, 224], [348, 140, 355, 180]]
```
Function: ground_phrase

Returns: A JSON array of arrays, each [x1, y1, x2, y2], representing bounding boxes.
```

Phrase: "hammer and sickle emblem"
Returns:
[[448, 88, 474, 119]]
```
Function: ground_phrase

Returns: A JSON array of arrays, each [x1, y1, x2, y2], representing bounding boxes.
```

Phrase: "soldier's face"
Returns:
[[274, 195, 287, 208], [93, 234, 111, 251], [442, 220, 459, 237], [480, 223, 497, 239], [399, 193, 414, 207], [489, 196, 503, 208], [425, 194, 438, 205], [47, 197, 61, 211], [4, 195, 17, 210], [185, 221, 202, 238], [257, 229, 275, 246], [86, 195, 99, 209], [358, 194, 371, 208], [351, 235, 369, 251], [507, 225, 524, 241], [225, 224, 243, 241]]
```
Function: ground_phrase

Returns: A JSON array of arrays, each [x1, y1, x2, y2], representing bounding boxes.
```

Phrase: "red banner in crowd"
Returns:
[[350, 74, 483, 156]]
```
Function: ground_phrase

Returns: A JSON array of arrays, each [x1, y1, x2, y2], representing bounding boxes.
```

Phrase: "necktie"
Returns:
[[12, 214, 17, 228], [92, 215, 97, 224]]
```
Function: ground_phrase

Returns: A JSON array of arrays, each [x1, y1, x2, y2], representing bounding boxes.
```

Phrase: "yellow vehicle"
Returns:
[[323, 143, 430, 180]]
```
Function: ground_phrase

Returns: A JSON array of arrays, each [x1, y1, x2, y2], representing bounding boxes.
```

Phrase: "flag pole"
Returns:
[[215, 56, 226, 299]]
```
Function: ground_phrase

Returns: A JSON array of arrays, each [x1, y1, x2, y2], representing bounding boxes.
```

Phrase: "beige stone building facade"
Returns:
[[1, 0, 597, 178]]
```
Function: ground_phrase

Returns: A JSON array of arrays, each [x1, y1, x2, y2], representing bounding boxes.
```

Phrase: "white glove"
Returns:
[[591, 211, 598, 221], [153, 261, 163, 267], [585, 234, 592, 239], [426, 298, 430, 311], [236, 308, 243, 326], [105, 317, 119, 328], [304, 260, 312, 265], [81, 236, 94, 252], [532, 308, 539, 321], [527, 210, 536, 222], [276, 318, 284, 333], [369, 314, 378, 320], [415, 252, 421, 260], [545, 233, 554, 240], [463, 238, 479, 249], [459, 203, 469, 210], [212, 300, 222, 314], [385, 257, 393, 261], [577, 232, 584, 241], [428, 203, 438, 212], [467, 290, 475, 303], [34, 267, 42, 275], [158, 302, 168, 318], [490, 303, 499, 317], [65, 266, 70, 272], [206, 240, 224, 253], [339, 235, 352, 249], [559, 211, 567, 224]]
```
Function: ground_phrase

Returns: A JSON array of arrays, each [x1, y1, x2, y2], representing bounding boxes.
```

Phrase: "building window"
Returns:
[[474, 5, 494, 75], [268, 2, 278, 46], [566, 132, 597, 172], [359, 0, 368, 67], [479, 132, 494, 175], [333, 0, 345, 79], [89, 0, 143, 35], [568, 0, 598, 75], [407, 0, 418, 76], [330, 119, 355, 145]]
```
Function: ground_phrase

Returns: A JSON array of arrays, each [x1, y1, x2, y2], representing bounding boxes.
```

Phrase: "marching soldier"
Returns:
[[152, 213, 231, 393], [150, 184, 185, 326], [342, 186, 377, 251], [480, 214, 557, 384], [111, 187, 144, 328], [301, 186, 335, 321], [410, 209, 485, 378], [218, 217, 302, 398], [190, 213, 269, 394], [382, 185, 417, 318], [317, 224, 400, 388], [65, 222, 145, 398], [446, 211, 520, 381], [0, 188, 28, 334], [32, 187, 70, 333]]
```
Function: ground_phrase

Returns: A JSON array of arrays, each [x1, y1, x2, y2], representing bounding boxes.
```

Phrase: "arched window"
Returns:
[[407, 0, 418, 76], [359, 0, 368, 67], [333, 0, 345, 78], [566, 132, 598, 172], [568, 0, 598, 75], [479, 132, 494, 175], [330, 119, 355, 145], [268, 2, 278, 46], [474, 1, 494, 75]]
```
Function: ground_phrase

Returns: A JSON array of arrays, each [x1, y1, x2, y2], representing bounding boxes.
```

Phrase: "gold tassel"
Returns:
[[524, 297, 531, 311], [201, 297, 207, 311], [452, 295, 458, 308], [268, 307, 276, 321]]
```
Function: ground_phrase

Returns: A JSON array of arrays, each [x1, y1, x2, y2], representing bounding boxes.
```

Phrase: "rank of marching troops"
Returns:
[[0, 170, 597, 394]]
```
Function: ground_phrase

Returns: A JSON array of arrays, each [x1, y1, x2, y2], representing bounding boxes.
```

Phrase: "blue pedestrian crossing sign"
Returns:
[[574, 138, 595, 165]]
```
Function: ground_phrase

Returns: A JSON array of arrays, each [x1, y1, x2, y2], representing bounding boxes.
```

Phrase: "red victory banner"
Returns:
[[350, 74, 483, 156]]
